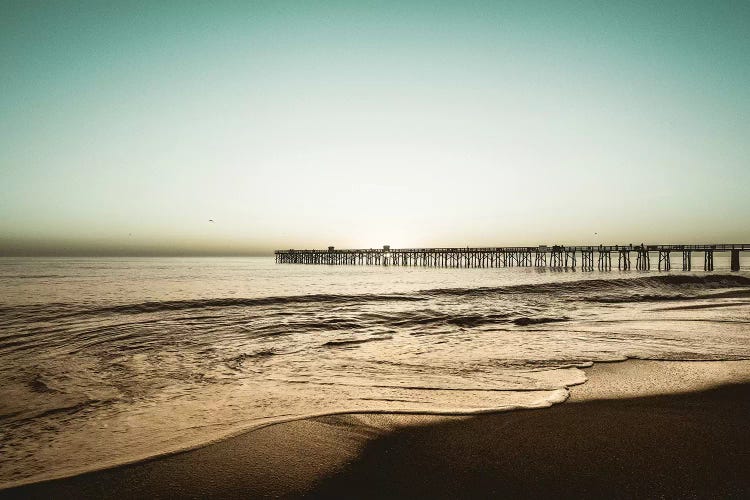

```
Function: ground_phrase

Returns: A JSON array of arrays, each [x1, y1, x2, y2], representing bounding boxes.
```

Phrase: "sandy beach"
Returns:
[[2, 359, 749, 499]]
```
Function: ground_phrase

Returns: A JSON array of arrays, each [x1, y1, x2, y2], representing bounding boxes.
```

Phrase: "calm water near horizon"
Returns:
[[1, 256, 749, 487]]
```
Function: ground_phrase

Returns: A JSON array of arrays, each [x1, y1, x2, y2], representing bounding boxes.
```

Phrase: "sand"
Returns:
[[2, 360, 749, 499]]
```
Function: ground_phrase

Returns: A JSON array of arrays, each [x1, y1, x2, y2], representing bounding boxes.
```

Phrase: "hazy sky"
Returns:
[[2, 1, 749, 255]]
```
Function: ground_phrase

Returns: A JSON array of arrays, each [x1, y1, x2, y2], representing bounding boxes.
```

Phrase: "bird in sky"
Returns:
[[209, 219, 215, 223]]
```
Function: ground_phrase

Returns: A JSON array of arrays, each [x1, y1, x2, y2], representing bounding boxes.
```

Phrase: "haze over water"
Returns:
[[1, 256, 749, 487]]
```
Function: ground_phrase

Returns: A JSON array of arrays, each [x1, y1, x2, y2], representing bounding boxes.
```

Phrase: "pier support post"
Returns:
[[731, 250, 740, 271], [535, 251, 547, 267], [580, 248, 594, 271], [597, 250, 612, 271], [550, 248, 565, 269], [636, 249, 650, 270], [704, 250, 714, 271], [566, 250, 576, 270], [658, 250, 671, 271], [682, 251, 691, 271], [618, 250, 631, 270]]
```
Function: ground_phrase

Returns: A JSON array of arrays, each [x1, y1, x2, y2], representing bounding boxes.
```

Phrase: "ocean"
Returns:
[[1, 256, 749, 488]]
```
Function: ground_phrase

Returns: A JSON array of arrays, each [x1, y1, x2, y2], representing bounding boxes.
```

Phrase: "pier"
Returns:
[[275, 244, 749, 271]]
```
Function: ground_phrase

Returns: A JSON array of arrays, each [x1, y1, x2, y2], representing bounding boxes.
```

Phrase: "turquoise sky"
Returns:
[[2, 1, 749, 255]]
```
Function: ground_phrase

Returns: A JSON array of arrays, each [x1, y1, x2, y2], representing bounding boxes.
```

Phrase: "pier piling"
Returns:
[[704, 250, 714, 271], [658, 250, 671, 271], [731, 250, 741, 271], [682, 250, 692, 271]]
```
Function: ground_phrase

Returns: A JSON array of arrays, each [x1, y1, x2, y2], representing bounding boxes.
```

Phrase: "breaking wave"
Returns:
[[3, 274, 748, 326]]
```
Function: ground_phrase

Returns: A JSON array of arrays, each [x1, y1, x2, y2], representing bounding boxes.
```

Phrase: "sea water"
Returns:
[[1, 256, 749, 487]]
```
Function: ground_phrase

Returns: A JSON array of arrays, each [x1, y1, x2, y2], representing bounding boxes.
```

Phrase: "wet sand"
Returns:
[[2, 360, 749, 499]]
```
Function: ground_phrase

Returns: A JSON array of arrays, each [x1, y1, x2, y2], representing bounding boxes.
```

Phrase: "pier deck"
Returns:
[[275, 244, 750, 271]]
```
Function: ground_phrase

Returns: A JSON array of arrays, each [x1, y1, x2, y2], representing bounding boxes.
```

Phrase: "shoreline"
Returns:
[[2, 358, 750, 498]]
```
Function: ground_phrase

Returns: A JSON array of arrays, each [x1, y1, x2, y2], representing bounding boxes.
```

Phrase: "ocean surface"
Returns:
[[1, 256, 749, 487]]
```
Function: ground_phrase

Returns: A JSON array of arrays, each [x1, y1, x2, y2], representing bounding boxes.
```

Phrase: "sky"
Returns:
[[1, 1, 749, 256]]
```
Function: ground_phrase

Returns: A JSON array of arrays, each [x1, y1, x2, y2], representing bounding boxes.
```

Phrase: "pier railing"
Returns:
[[275, 244, 749, 271]]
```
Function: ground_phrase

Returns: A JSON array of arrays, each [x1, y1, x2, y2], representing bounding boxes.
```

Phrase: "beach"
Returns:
[[3, 359, 749, 499]]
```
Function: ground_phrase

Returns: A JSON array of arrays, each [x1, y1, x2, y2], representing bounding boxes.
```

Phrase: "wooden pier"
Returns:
[[275, 244, 750, 271]]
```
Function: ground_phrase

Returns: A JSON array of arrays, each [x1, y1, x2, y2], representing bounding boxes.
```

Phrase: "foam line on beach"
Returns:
[[7, 356, 750, 491]]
